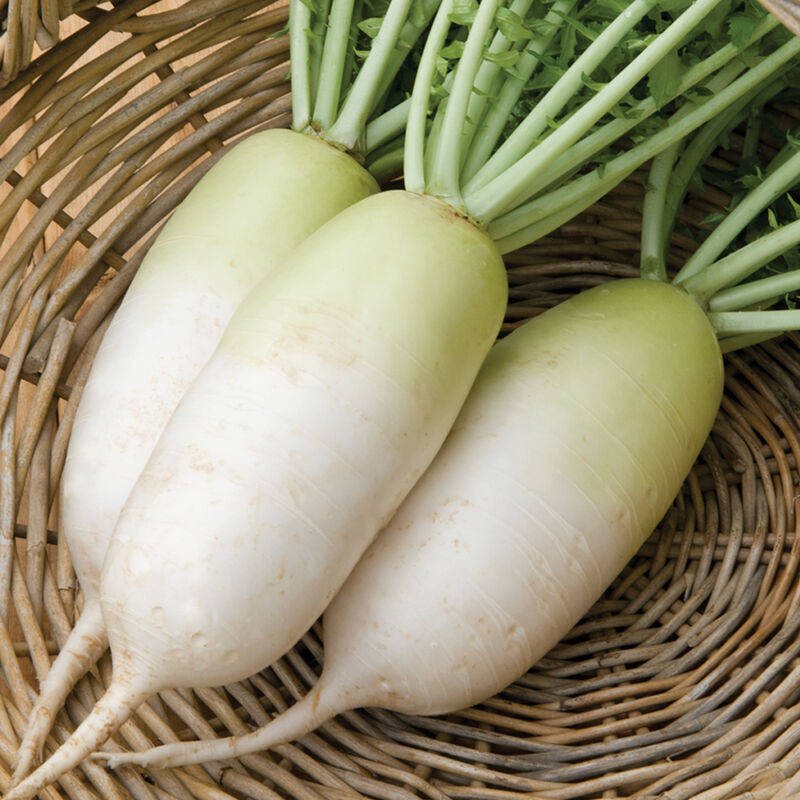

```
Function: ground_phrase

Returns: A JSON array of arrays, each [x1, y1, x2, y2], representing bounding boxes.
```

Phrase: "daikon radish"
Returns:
[[12, 128, 377, 782], [5, 189, 507, 800], [12, 0, 446, 772], [13, 0, 799, 788], [97, 81, 800, 772]]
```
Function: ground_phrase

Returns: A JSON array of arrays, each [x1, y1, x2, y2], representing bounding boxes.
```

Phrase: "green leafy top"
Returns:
[[639, 80, 800, 349], [394, 0, 798, 251], [289, 0, 441, 155], [291, 0, 800, 259]]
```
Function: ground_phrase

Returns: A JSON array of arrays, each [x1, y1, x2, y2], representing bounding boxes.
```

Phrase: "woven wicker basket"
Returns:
[[3, 2, 800, 799]]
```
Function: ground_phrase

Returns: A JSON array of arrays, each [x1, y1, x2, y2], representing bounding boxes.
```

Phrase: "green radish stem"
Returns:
[[675, 146, 800, 286], [400, 0, 796, 256], [462, 0, 662, 200], [404, 0, 455, 194], [455, 0, 538, 175], [523, 13, 784, 205], [639, 87, 768, 281], [489, 36, 800, 253], [425, 0, 503, 207], [459, 0, 578, 183], [640, 142, 682, 282], [643, 87, 800, 342], [289, 0, 316, 131], [640, 69, 787, 281], [299, 0, 442, 154], [312, 0, 359, 130], [709, 308, 800, 336], [646, 81, 800, 346], [709, 267, 800, 311], [463, 0, 739, 222], [323, 0, 418, 150], [682, 218, 800, 304]]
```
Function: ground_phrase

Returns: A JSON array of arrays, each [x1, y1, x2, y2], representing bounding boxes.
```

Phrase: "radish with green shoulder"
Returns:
[[12, 128, 377, 783], [5, 185, 508, 800]]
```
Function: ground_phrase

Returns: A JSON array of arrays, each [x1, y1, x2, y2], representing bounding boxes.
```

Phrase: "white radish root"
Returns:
[[6, 189, 507, 799], [12, 127, 378, 782]]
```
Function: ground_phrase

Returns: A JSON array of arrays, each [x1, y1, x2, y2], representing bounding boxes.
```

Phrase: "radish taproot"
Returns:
[[4, 188, 508, 800], [10, 0, 449, 775], [94, 89, 800, 774], [11, 128, 377, 782]]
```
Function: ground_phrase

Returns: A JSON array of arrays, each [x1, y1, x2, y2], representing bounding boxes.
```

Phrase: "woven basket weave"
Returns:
[[3, 2, 800, 799], [0, 0, 102, 87]]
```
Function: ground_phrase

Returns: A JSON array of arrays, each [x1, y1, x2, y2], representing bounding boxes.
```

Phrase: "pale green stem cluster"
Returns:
[[457, 0, 539, 178], [459, 0, 577, 183], [325, 0, 416, 149], [289, 0, 442, 156], [292, 0, 800, 348], [425, 0, 504, 206], [676, 145, 800, 287], [686, 218, 800, 306], [465, 0, 660, 202], [638, 74, 779, 281], [638, 44, 800, 348], [466, 0, 732, 222], [399, 0, 795, 266], [404, 0, 455, 194], [490, 35, 800, 253]]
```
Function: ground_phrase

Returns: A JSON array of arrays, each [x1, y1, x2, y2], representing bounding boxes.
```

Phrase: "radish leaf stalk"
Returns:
[[398, 0, 798, 254], [638, 80, 800, 347], [489, 33, 800, 253]]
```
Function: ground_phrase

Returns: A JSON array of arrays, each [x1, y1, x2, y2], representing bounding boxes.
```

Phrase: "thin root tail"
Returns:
[[11, 602, 108, 784], [92, 681, 342, 770]]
